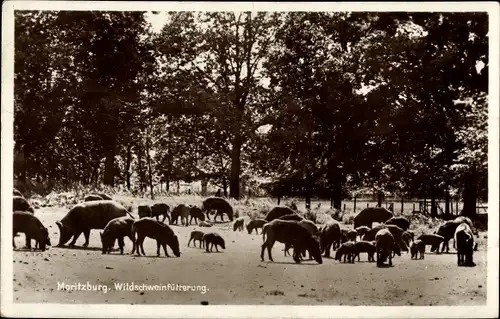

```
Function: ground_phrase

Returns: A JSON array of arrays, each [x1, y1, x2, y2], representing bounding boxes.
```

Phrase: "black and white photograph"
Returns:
[[1, 1, 499, 318]]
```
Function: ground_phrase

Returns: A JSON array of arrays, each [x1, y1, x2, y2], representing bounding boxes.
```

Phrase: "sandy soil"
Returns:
[[12, 206, 487, 305]]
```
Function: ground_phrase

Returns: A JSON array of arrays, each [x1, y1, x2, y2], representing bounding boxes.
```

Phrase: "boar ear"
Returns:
[[99, 232, 103, 238], [56, 221, 63, 228]]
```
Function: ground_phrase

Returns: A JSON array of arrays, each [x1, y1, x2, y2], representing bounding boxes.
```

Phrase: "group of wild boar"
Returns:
[[12, 188, 477, 267]]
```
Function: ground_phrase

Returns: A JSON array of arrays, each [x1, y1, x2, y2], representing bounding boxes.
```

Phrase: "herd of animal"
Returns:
[[12, 188, 478, 268]]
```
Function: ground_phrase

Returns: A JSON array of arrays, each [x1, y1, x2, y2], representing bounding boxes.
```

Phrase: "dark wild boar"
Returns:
[[100, 216, 135, 255], [151, 203, 171, 223], [261, 220, 322, 264], [170, 204, 190, 226], [189, 206, 205, 225], [56, 200, 133, 247], [385, 216, 410, 231], [13, 196, 34, 214], [203, 233, 226, 252], [352, 240, 376, 262], [264, 206, 297, 222], [138, 205, 152, 218], [319, 220, 341, 257], [13, 211, 51, 251], [233, 218, 244, 231], [354, 207, 393, 229], [410, 239, 425, 260], [375, 228, 400, 266], [188, 230, 205, 248], [246, 219, 267, 235], [335, 241, 355, 263], [454, 222, 475, 266], [202, 197, 234, 222], [132, 218, 180, 257]]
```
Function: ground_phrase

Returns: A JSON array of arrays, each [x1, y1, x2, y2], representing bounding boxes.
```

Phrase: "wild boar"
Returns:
[[454, 222, 475, 266], [13, 211, 51, 251], [264, 206, 297, 222], [261, 220, 322, 264], [417, 234, 445, 254], [170, 204, 190, 226], [375, 228, 400, 266], [138, 205, 152, 219], [203, 233, 226, 253], [354, 207, 394, 229], [335, 241, 355, 263], [100, 216, 135, 255], [13, 196, 34, 214], [189, 206, 205, 225], [385, 216, 410, 231], [246, 219, 267, 235], [151, 203, 171, 223], [188, 230, 205, 248], [352, 240, 376, 262], [355, 226, 371, 238], [132, 218, 180, 257], [319, 220, 341, 257], [233, 218, 245, 231], [410, 239, 425, 260], [202, 197, 234, 222], [56, 200, 133, 247]]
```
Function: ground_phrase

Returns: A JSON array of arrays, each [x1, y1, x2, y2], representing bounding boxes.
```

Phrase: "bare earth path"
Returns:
[[13, 207, 487, 305]]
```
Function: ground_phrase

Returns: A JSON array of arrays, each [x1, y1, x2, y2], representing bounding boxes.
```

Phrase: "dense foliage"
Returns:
[[14, 11, 489, 218]]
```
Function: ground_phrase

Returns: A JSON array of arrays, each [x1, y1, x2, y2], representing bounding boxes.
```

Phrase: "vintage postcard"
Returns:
[[1, 1, 499, 318]]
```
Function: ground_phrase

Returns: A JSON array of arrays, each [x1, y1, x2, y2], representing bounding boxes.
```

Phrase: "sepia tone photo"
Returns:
[[1, 1, 499, 318]]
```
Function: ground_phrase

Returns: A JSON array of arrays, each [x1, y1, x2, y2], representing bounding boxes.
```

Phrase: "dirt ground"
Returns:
[[12, 206, 487, 306]]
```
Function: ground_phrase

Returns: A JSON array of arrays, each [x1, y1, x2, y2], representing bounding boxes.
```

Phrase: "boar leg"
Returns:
[[118, 237, 125, 255], [82, 229, 91, 248], [69, 231, 82, 246], [24, 236, 32, 249], [135, 234, 144, 256], [128, 235, 136, 255], [163, 243, 170, 257], [156, 241, 161, 256]]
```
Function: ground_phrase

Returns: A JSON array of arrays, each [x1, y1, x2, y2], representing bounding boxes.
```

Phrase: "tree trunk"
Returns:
[[166, 180, 170, 193], [230, 131, 242, 199], [401, 196, 404, 214], [145, 134, 154, 200], [377, 192, 383, 207], [125, 144, 132, 190], [430, 187, 438, 217], [462, 167, 478, 219], [445, 188, 450, 216], [177, 180, 180, 194], [201, 179, 208, 196], [223, 179, 228, 197], [103, 142, 115, 187], [305, 171, 312, 210], [137, 149, 144, 192], [353, 196, 357, 213]]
